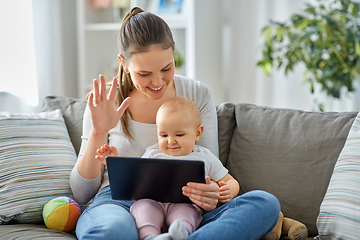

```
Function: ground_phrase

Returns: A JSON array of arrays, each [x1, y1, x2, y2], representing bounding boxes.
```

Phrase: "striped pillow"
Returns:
[[0, 110, 77, 224], [317, 111, 360, 239]]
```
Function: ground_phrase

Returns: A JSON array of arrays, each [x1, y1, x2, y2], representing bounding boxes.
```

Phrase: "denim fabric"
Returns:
[[76, 188, 280, 240], [189, 190, 280, 240], [76, 187, 138, 240]]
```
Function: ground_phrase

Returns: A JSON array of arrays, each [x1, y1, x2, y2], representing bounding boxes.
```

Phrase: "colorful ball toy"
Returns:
[[43, 196, 81, 232]]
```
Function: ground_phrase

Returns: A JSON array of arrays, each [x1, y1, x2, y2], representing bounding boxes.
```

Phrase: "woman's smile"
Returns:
[[147, 84, 165, 93]]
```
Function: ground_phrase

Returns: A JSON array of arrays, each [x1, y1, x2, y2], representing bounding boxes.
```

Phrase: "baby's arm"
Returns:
[[95, 144, 119, 165], [217, 173, 240, 203]]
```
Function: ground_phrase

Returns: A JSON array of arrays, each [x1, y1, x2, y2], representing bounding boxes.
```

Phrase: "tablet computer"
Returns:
[[106, 156, 205, 204]]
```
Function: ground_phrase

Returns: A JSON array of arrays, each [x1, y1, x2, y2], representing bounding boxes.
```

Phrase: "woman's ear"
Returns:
[[195, 125, 204, 141], [118, 54, 129, 72]]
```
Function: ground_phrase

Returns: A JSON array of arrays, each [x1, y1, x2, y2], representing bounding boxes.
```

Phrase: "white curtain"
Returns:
[[0, 0, 78, 113], [221, 0, 360, 112]]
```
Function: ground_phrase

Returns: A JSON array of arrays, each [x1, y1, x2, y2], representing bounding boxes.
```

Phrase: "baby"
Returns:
[[96, 96, 239, 240]]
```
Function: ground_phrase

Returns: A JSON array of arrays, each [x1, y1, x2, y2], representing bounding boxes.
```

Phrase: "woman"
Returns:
[[70, 7, 280, 240]]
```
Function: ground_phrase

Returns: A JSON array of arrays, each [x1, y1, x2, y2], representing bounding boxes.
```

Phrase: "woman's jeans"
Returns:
[[76, 187, 280, 240]]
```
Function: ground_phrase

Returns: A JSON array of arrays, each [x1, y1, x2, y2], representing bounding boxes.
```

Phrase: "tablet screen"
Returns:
[[106, 156, 205, 203]]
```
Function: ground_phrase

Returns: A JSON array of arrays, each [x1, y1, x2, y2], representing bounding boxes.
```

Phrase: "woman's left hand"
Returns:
[[182, 176, 220, 211]]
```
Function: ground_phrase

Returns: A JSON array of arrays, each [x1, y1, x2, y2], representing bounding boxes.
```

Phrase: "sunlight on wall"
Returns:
[[0, 1, 38, 107]]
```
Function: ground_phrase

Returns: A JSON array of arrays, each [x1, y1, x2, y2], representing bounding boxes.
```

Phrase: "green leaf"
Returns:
[[310, 80, 314, 93], [305, 6, 316, 14], [356, 57, 360, 72], [261, 26, 272, 43], [355, 40, 360, 55], [285, 64, 294, 74], [263, 62, 273, 75], [302, 70, 310, 85], [353, 69, 360, 82], [173, 49, 184, 68], [275, 27, 284, 41], [297, 19, 311, 30], [257, 60, 265, 66]]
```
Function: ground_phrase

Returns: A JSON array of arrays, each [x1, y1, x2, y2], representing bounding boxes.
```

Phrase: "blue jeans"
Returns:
[[76, 187, 280, 240]]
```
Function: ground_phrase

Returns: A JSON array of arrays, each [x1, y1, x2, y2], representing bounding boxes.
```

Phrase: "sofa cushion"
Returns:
[[0, 110, 77, 224], [226, 103, 357, 236], [42, 96, 87, 156], [316, 112, 360, 240], [0, 224, 76, 239], [216, 103, 236, 166]]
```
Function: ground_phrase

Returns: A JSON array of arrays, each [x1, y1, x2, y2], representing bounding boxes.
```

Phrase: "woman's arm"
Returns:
[[196, 84, 219, 157], [70, 104, 105, 204], [76, 122, 108, 180], [70, 75, 131, 204]]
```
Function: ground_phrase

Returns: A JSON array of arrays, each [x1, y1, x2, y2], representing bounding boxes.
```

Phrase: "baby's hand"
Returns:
[[218, 181, 232, 203], [95, 144, 119, 165]]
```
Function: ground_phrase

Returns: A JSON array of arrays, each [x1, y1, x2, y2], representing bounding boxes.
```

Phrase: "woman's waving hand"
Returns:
[[88, 75, 132, 135]]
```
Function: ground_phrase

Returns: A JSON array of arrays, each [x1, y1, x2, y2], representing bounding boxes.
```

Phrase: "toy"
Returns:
[[263, 211, 308, 240], [42, 196, 81, 232]]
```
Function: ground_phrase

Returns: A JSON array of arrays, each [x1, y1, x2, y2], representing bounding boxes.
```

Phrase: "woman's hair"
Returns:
[[116, 7, 175, 137]]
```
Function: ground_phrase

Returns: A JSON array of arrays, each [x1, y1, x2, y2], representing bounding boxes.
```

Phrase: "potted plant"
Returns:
[[174, 48, 184, 69], [257, 0, 360, 110]]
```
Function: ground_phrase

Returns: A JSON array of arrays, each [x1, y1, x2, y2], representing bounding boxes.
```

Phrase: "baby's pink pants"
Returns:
[[130, 199, 202, 240]]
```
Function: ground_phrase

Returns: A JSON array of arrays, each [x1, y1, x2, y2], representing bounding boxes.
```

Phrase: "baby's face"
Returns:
[[157, 110, 200, 156]]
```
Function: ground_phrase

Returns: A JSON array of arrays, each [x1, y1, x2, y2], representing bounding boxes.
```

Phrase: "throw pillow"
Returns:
[[0, 110, 77, 224], [316, 112, 360, 240]]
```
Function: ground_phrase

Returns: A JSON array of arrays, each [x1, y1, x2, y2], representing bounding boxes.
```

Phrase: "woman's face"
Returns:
[[122, 46, 175, 100]]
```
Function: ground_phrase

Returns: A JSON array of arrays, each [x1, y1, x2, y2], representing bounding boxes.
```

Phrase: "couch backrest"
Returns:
[[217, 103, 357, 236], [42, 96, 87, 155]]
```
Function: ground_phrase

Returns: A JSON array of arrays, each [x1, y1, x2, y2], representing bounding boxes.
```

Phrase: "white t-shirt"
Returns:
[[131, 120, 157, 150], [142, 144, 228, 182]]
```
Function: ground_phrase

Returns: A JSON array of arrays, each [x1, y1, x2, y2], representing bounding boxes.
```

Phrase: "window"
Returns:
[[0, 1, 38, 106]]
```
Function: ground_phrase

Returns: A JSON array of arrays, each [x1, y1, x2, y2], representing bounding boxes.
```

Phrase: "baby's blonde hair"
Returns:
[[157, 96, 201, 127]]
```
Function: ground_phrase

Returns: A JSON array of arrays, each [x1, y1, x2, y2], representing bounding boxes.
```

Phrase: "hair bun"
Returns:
[[130, 7, 143, 15], [122, 7, 144, 24]]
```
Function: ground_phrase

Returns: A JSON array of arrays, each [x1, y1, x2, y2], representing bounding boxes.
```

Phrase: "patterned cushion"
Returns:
[[317, 112, 360, 239], [0, 224, 76, 239], [0, 110, 77, 224]]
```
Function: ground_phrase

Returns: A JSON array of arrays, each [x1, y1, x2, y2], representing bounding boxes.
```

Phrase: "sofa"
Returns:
[[0, 95, 359, 240]]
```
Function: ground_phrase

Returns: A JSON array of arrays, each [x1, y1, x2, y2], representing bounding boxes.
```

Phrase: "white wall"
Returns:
[[2, 0, 359, 113], [33, 0, 78, 102]]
